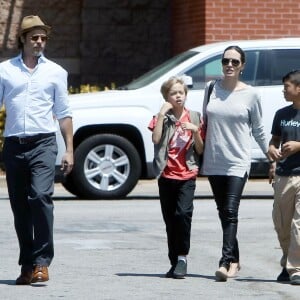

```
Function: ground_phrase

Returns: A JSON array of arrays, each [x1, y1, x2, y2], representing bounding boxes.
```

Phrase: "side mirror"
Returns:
[[181, 74, 193, 87]]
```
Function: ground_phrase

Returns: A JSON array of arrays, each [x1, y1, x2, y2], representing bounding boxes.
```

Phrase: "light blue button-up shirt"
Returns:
[[0, 54, 72, 137]]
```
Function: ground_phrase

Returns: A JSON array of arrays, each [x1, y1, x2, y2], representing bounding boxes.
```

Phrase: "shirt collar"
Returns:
[[17, 53, 47, 65], [166, 108, 190, 123]]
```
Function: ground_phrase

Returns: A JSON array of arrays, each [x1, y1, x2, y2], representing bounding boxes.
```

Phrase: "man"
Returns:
[[0, 15, 73, 285]]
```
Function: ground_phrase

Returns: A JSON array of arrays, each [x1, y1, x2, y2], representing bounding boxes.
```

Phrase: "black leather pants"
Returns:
[[208, 173, 247, 268]]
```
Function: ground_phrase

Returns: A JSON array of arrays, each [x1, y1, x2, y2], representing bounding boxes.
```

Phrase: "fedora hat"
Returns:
[[19, 15, 51, 36]]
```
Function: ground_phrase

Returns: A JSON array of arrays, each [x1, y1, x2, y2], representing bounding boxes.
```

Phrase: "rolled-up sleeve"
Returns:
[[53, 68, 72, 120], [0, 67, 4, 107]]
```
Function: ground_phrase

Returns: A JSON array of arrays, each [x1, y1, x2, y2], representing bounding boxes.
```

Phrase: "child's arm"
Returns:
[[281, 141, 300, 158], [192, 128, 204, 155], [152, 102, 173, 144], [268, 135, 282, 161], [182, 122, 204, 155]]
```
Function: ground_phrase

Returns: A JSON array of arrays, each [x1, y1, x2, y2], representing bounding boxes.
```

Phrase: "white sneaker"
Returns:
[[215, 266, 228, 282], [291, 274, 300, 285], [227, 262, 241, 278]]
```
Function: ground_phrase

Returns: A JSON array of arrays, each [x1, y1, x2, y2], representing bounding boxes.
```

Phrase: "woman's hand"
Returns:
[[268, 162, 276, 184]]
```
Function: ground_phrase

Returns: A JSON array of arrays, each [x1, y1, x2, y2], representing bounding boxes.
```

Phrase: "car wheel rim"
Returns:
[[83, 144, 130, 192]]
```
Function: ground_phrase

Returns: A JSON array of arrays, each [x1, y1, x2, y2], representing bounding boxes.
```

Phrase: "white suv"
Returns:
[[56, 38, 300, 199]]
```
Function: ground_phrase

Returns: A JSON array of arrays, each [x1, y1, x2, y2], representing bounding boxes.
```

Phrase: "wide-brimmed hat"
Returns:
[[19, 15, 51, 36]]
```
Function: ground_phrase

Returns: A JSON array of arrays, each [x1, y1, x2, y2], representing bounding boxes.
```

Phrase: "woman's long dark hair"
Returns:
[[222, 45, 246, 64]]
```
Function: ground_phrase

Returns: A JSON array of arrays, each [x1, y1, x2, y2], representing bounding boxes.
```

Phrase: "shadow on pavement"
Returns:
[[116, 273, 215, 280], [0, 279, 16, 285]]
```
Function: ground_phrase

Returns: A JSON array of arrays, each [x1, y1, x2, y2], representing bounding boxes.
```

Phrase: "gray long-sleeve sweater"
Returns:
[[201, 80, 268, 177]]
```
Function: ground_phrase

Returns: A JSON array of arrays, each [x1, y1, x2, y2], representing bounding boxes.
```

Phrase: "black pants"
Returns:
[[3, 135, 57, 267], [208, 174, 247, 268], [158, 177, 195, 266]]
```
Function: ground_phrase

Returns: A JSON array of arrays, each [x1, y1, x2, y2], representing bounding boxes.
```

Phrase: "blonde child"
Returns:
[[148, 76, 203, 279]]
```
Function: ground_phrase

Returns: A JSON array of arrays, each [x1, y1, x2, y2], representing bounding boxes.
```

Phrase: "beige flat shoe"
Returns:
[[227, 262, 241, 278], [215, 266, 228, 282]]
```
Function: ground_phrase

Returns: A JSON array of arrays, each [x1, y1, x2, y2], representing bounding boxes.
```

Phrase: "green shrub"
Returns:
[[68, 83, 116, 94]]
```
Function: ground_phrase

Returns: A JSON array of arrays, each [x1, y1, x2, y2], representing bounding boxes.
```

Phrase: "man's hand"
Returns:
[[58, 117, 74, 175], [61, 151, 74, 175]]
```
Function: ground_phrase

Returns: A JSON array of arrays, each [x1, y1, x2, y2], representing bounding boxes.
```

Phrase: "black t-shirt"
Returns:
[[271, 104, 300, 176]]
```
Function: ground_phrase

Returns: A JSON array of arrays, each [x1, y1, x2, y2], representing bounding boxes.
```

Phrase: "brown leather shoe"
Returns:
[[16, 267, 33, 285], [31, 265, 49, 283]]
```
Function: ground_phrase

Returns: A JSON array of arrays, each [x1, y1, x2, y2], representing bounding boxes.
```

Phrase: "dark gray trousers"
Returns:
[[3, 135, 57, 267]]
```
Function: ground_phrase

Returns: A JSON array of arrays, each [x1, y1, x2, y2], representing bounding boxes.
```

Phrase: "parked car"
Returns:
[[55, 38, 300, 199]]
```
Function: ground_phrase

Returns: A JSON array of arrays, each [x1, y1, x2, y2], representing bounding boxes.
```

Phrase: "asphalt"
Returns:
[[0, 176, 274, 200], [125, 177, 274, 199], [2, 177, 299, 300]]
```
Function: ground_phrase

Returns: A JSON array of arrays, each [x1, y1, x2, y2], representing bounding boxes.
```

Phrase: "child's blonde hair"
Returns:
[[160, 76, 188, 100]]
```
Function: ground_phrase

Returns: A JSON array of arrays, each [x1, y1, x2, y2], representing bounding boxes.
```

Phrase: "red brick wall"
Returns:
[[3, 1, 299, 84], [206, 0, 300, 42], [172, 0, 300, 54]]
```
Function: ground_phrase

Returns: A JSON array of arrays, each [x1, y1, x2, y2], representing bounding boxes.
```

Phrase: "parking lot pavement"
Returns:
[[126, 177, 274, 199], [0, 177, 274, 200], [2, 176, 299, 300]]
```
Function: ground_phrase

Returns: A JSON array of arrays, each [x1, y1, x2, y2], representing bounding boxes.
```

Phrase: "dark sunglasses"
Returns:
[[30, 35, 48, 42], [221, 58, 241, 67]]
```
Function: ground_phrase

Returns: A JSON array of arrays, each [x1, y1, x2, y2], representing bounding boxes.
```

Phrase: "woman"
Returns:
[[201, 46, 271, 281]]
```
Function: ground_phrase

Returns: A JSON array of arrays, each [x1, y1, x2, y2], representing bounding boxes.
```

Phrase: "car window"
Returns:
[[184, 49, 300, 89], [184, 51, 268, 89], [241, 50, 269, 86], [121, 50, 199, 90], [241, 51, 259, 85], [184, 55, 223, 89], [243, 49, 300, 87], [124, 47, 300, 91], [270, 49, 300, 85]]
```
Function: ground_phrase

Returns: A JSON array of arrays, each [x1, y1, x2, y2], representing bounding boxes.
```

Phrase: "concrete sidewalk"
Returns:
[[0, 176, 274, 200], [126, 177, 274, 199]]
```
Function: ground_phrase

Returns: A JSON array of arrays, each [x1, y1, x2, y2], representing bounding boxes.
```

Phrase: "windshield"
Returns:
[[119, 50, 199, 90]]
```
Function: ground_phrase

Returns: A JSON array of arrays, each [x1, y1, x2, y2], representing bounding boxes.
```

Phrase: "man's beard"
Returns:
[[32, 50, 43, 57]]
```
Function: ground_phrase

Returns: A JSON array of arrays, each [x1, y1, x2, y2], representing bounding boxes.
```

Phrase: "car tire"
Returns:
[[61, 172, 83, 198], [72, 134, 142, 199]]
